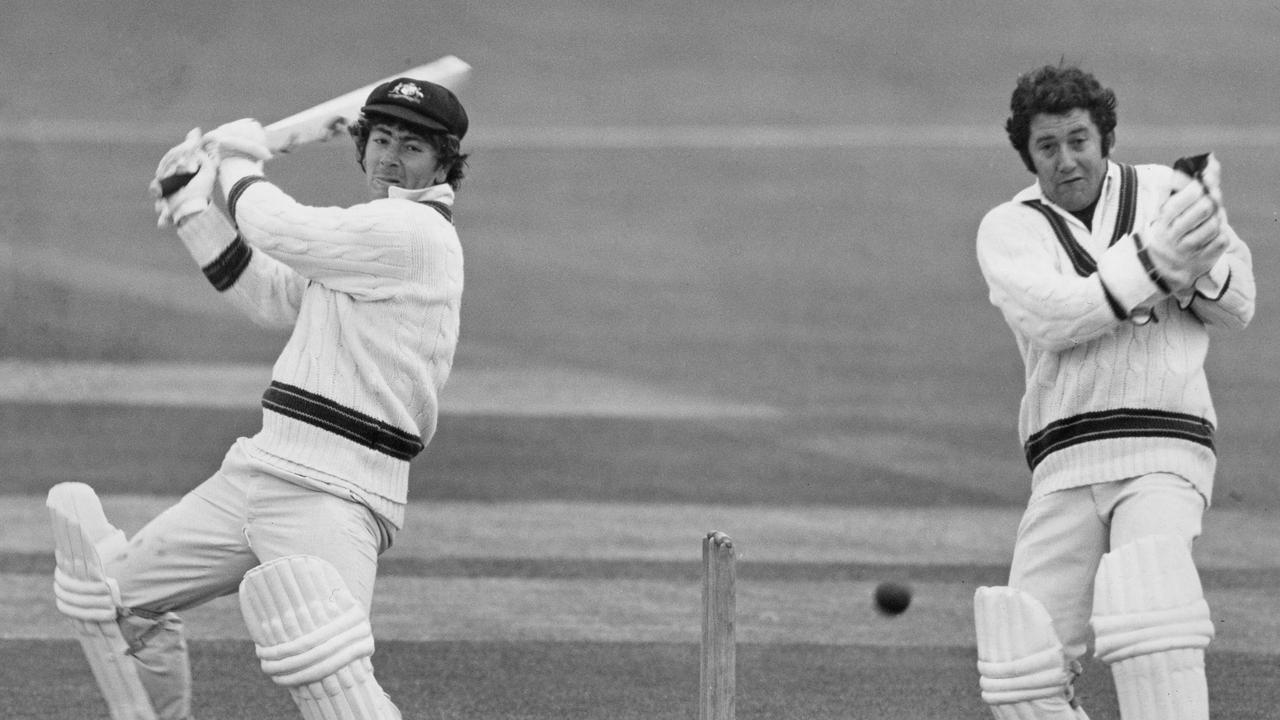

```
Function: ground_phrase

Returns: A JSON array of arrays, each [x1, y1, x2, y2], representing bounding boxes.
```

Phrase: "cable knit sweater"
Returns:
[[976, 160, 1254, 503], [176, 176, 463, 530]]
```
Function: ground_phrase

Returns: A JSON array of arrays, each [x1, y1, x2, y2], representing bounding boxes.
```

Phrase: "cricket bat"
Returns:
[[159, 55, 471, 196]]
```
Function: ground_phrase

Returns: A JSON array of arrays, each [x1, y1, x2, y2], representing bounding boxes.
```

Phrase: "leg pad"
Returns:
[[1091, 535, 1213, 720], [240, 555, 400, 720], [974, 586, 1087, 720], [47, 482, 158, 720]]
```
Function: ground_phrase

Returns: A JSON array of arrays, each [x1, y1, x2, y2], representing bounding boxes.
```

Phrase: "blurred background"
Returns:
[[2, 0, 1277, 506]]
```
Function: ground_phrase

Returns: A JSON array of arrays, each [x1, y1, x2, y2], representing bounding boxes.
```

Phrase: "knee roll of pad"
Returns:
[[48, 482, 128, 622], [974, 586, 1085, 719], [1091, 534, 1214, 663], [240, 555, 399, 720], [54, 566, 123, 623], [1091, 535, 1213, 720]]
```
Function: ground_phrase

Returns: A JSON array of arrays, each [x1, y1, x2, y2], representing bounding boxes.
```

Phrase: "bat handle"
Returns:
[[158, 171, 197, 198]]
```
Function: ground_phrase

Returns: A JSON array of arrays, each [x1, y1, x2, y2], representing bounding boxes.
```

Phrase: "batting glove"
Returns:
[[153, 127, 202, 179], [150, 131, 217, 229], [1135, 164, 1226, 292], [205, 118, 273, 164], [1173, 154, 1229, 284]]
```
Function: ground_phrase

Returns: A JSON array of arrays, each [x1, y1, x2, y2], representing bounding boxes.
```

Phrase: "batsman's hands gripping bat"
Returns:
[[206, 118, 273, 164], [150, 128, 218, 228], [156, 55, 471, 197], [204, 118, 273, 192], [1173, 152, 1230, 282]]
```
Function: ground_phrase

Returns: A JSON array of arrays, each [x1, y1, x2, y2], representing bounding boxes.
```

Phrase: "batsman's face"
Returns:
[[1027, 109, 1110, 212], [364, 124, 447, 198]]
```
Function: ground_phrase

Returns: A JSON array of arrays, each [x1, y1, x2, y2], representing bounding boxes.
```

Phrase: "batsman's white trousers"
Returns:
[[109, 440, 387, 616], [1007, 472, 1206, 664]]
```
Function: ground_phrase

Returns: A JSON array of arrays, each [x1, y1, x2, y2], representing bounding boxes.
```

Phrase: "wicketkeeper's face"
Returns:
[[1027, 108, 1110, 212], [363, 123, 448, 198]]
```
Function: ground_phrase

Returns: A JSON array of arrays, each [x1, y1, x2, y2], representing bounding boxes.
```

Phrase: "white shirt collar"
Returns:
[[1014, 159, 1119, 211], [387, 182, 455, 205]]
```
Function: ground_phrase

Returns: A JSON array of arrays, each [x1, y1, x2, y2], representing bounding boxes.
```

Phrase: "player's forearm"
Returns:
[[175, 205, 303, 327], [979, 238, 1126, 351], [991, 280, 1123, 351], [220, 251, 305, 328]]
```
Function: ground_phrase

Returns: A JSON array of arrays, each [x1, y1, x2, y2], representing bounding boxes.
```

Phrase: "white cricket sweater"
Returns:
[[176, 177, 463, 530], [976, 160, 1254, 503]]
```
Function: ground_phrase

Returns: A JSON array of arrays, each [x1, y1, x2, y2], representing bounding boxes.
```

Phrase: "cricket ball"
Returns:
[[873, 581, 912, 616]]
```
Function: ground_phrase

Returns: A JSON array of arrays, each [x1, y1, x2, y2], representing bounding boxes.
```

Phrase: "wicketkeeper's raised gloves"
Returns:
[[150, 128, 217, 228], [1135, 155, 1227, 292]]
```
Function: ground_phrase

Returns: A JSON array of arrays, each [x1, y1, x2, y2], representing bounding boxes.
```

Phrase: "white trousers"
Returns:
[[1007, 472, 1206, 663], [101, 441, 389, 718], [109, 441, 386, 613]]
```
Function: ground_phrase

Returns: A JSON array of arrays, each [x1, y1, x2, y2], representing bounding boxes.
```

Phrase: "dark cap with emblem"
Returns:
[[361, 78, 468, 139]]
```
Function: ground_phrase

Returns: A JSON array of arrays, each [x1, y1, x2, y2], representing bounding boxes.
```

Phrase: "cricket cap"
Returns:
[[361, 77, 468, 139]]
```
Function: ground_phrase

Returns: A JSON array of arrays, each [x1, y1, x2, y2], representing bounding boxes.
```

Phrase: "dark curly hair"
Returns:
[[348, 112, 470, 190], [1006, 64, 1117, 173]]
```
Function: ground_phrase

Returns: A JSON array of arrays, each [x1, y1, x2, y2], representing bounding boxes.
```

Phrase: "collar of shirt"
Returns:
[[1013, 159, 1120, 228], [388, 182, 455, 206]]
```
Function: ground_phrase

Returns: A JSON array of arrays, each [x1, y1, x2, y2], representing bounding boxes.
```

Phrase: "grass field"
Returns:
[[3, 2, 1280, 718]]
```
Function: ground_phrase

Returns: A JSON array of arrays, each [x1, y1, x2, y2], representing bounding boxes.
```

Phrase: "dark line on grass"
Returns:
[[5, 552, 1279, 588]]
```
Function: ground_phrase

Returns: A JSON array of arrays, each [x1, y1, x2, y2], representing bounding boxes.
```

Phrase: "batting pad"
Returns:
[[974, 586, 1089, 720], [1091, 535, 1214, 720], [46, 482, 158, 720], [239, 555, 401, 720]]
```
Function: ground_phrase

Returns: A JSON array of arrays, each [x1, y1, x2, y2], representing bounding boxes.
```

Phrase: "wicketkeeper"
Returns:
[[47, 77, 469, 719], [972, 64, 1255, 720]]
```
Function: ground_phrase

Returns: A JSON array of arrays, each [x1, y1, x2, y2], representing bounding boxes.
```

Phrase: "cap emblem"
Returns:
[[388, 81, 426, 103]]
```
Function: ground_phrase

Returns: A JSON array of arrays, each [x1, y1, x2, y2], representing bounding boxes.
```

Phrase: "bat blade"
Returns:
[[265, 55, 471, 154]]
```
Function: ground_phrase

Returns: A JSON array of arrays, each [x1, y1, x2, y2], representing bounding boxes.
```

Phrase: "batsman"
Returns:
[[973, 64, 1255, 719], [47, 75, 470, 719]]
